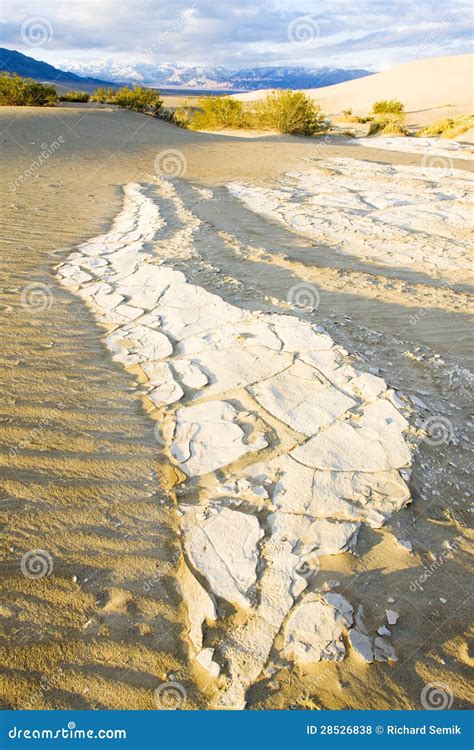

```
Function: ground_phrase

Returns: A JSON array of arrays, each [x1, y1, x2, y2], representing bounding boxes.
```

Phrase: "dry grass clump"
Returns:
[[335, 107, 372, 124], [172, 100, 195, 129], [418, 114, 474, 139], [368, 116, 409, 136], [372, 99, 405, 115]]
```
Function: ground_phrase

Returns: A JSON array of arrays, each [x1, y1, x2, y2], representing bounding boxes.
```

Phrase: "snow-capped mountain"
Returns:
[[58, 59, 372, 91]]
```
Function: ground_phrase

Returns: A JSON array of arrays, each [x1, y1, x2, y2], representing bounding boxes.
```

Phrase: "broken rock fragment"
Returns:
[[386, 609, 399, 625], [179, 563, 216, 652], [374, 636, 398, 662], [181, 506, 263, 609], [349, 629, 374, 663], [195, 647, 220, 677], [284, 596, 350, 663]]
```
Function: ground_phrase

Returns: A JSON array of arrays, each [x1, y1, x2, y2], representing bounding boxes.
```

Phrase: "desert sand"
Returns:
[[0, 103, 473, 711], [234, 54, 474, 129]]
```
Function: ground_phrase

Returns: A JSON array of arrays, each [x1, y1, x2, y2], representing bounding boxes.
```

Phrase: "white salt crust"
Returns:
[[355, 135, 474, 160], [228, 157, 473, 273], [57, 177, 413, 707]]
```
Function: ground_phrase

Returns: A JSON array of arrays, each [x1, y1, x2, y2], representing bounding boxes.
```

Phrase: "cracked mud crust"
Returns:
[[56, 178, 416, 707]]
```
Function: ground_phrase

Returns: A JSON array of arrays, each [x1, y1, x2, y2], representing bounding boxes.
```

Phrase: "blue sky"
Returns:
[[1, 0, 472, 70]]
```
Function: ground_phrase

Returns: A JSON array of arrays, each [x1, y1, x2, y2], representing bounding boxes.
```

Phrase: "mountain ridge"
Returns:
[[0, 48, 112, 87], [0, 48, 372, 92], [58, 58, 373, 91]]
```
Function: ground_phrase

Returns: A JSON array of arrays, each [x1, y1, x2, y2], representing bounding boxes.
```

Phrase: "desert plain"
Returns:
[[0, 53, 473, 711]]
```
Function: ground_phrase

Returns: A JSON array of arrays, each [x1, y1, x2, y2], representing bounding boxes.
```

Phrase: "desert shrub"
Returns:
[[253, 90, 327, 135], [189, 96, 247, 130], [112, 86, 163, 114], [372, 99, 405, 115], [91, 85, 162, 114], [368, 115, 408, 136], [172, 100, 194, 128], [91, 87, 115, 103], [0, 73, 57, 106], [59, 90, 90, 102], [342, 107, 353, 117], [380, 120, 409, 136], [184, 90, 327, 136], [418, 114, 474, 139]]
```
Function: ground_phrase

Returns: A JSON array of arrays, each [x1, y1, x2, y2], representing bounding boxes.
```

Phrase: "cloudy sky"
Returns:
[[1, 0, 472, 71]]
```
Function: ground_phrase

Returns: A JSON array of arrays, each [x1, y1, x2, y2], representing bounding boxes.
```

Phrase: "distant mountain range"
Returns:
[[57, 59, 373, 91], [0, 48, 111, 87], [0, 47, 373, 92]]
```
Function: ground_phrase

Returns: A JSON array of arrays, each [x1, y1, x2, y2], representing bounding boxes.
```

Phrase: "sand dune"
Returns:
[[234, 54, 474, 125]]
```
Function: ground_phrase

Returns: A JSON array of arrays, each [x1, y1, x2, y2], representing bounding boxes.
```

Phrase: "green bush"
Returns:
[[0, 73, 57, 106], [91, 85, 162, 114], [372, 99, 405, 115], [253, 90, 327, 135], [189, 96, 247, 130], [59, 90, 90, 102]]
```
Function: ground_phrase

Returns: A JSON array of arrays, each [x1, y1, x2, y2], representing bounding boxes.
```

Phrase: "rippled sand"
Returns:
[[0, 104, 472, 710]]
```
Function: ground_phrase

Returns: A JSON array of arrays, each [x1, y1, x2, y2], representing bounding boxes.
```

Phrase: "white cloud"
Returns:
[[1, 0, 471, 69]]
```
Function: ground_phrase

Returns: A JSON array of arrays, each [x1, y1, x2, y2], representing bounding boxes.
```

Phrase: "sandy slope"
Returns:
[[0, 105, 472, 711], [234, 54, 474, 126]]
